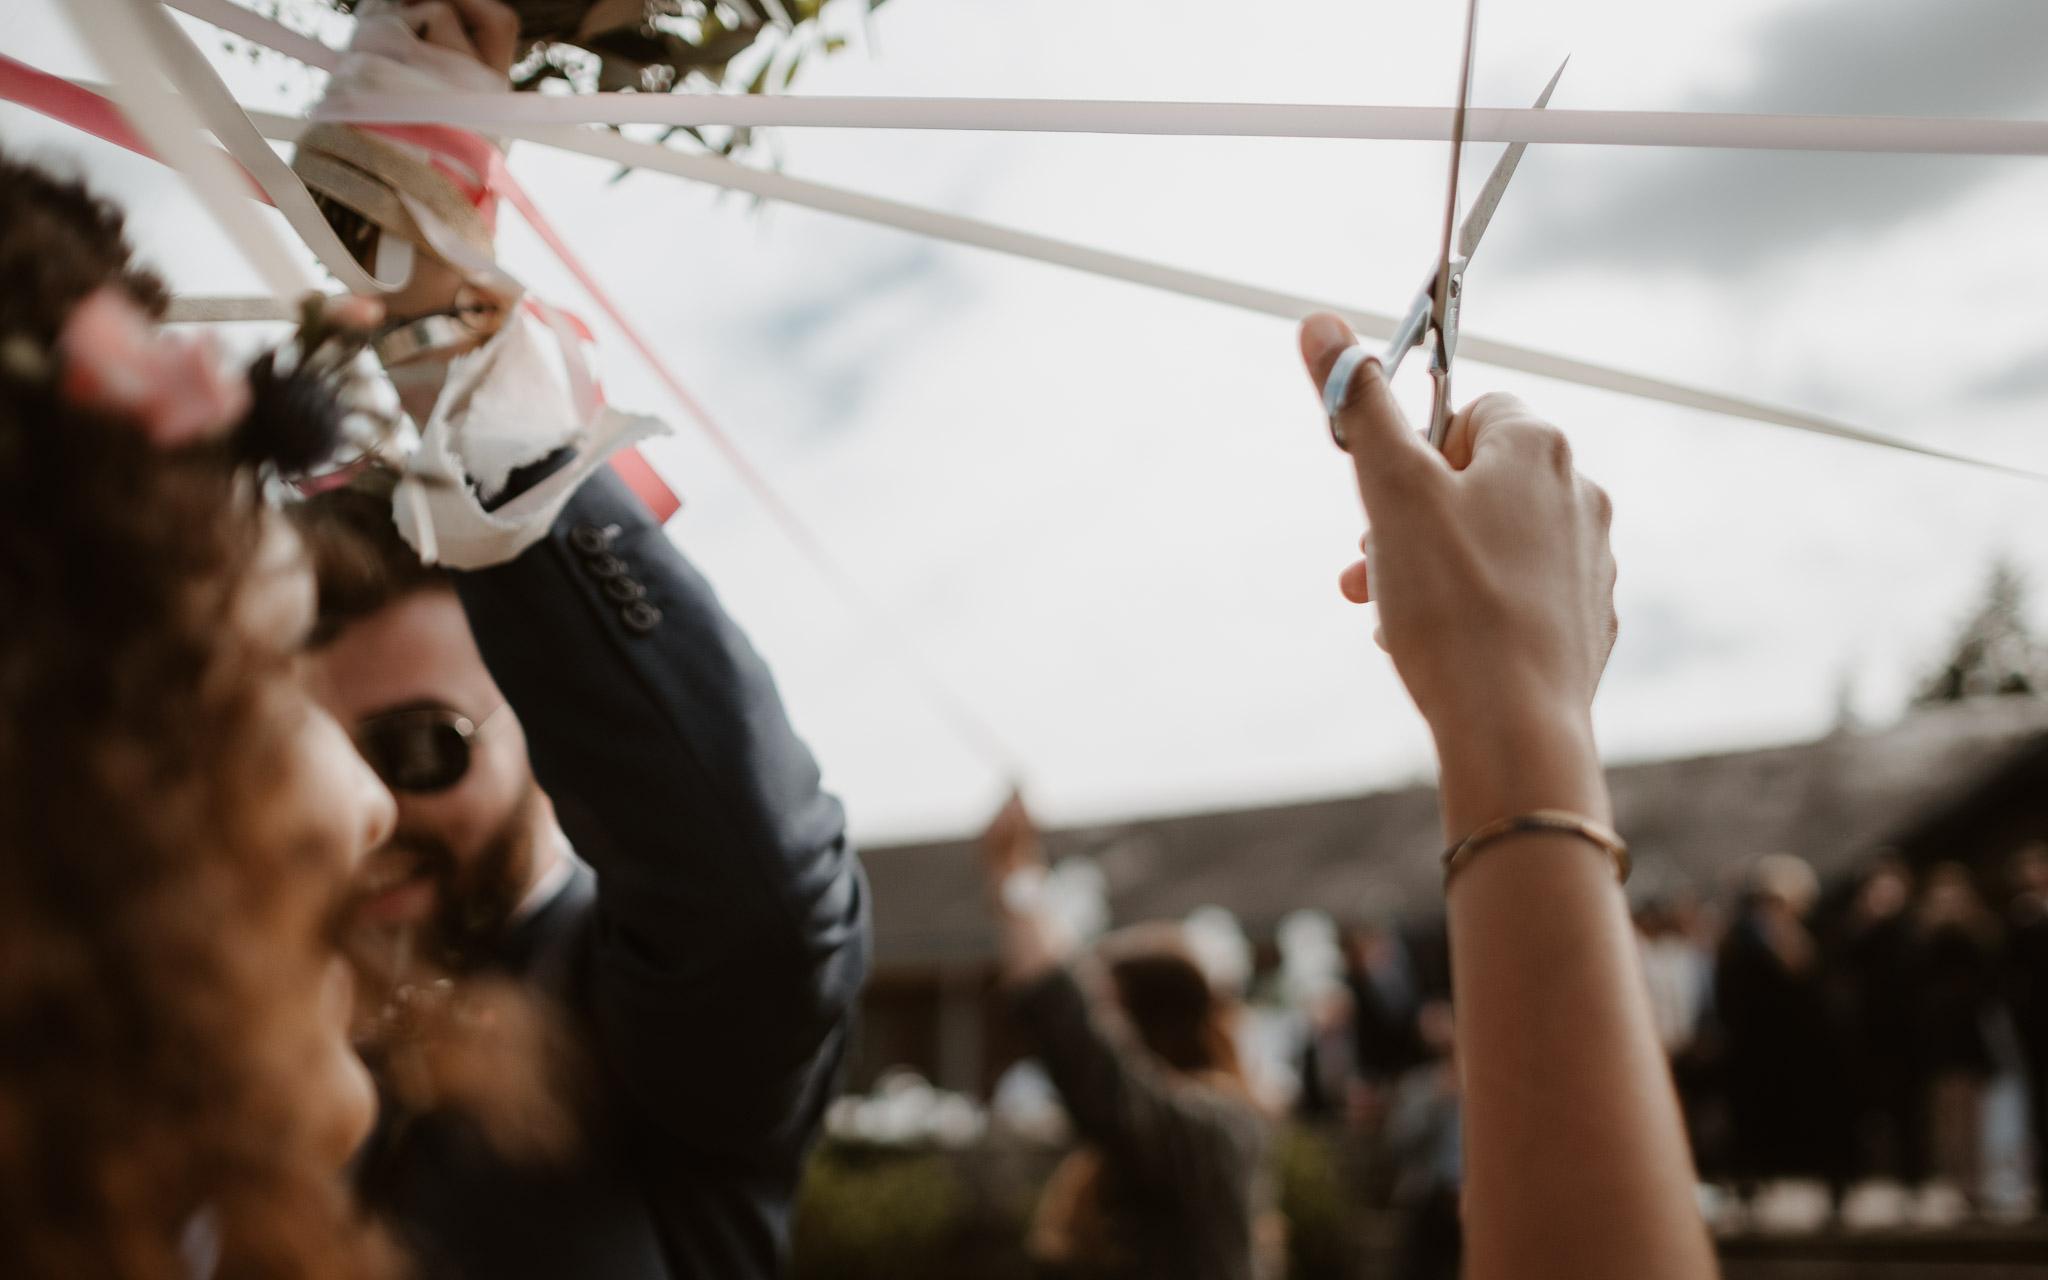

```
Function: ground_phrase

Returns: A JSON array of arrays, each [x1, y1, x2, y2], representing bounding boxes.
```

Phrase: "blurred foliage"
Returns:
[[318, 0, 885, 155], [1279, 1125, 1354, 1280], [789, 1127, 1367, 1280], [792, 1141, 970, 1280]]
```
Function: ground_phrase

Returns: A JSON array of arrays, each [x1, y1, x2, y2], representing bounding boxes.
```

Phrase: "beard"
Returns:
[[343, 780, 583, 1162], [354, 779, 544, 979]]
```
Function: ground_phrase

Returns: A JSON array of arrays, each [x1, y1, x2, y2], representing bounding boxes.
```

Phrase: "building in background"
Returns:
[[855, 693, 2048, 1099]]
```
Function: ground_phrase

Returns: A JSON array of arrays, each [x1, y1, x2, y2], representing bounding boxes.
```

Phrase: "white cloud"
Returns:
[[5, 0, 2045, 843]]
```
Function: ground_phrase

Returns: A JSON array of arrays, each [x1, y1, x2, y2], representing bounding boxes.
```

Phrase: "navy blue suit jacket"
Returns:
[[358, 470, 869, 1279]]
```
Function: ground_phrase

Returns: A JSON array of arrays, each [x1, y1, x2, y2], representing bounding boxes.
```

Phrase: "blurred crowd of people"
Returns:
[[1666, 847, 2048, 1224], [1268, 842, 2048, 1245]]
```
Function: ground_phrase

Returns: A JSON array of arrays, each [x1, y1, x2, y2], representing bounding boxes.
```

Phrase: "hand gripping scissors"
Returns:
[[1323, 2, 1568, 452]]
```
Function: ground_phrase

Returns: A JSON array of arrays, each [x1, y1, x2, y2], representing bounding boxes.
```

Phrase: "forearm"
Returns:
[[457, 472, 867, 1117], [1008, 960, 1177, 1165], [1438, 718, 1715, 1280], [997, 904, 1068, 987]]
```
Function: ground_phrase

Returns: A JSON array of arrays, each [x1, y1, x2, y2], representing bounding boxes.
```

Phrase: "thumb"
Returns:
[[1298, 314, 1442, 512]]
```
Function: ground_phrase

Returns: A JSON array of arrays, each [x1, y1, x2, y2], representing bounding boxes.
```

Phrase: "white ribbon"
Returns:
[[294, 95, 2048, 158], [171, 0, 340, 73], [507, 124, 2041, 480], [57, 0, 318, 304], [105, 0, 409, 295], [143, 1, 2042, 480], [163, 104, 2036, 481], [393, 309, 667, 569], [159, 0, 2048, 159]]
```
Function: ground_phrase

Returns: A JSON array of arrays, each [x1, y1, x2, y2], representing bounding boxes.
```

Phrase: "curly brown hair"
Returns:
[[0, 156, 394, 1280]]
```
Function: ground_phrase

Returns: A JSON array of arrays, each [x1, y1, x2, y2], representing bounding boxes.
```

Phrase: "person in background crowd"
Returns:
[[2005, 843, 2048, 1205], [1296, 982, 1359, 1121], [981, 797, 1281, 1280], [1839, 857, 1926, 1191], [1636, 893, 1723, 1178], [1915, 861, 2001, 1208], [0, 157, 398, 1279], [1383, 1001, 1462, 1280], [1717, 853, 1854, 1207], [1344, 922, 1425, 1088], [1637, 896, 1711, 1058]]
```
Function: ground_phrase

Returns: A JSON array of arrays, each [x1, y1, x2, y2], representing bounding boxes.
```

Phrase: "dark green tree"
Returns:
[[1915, 559, 2048, 703]]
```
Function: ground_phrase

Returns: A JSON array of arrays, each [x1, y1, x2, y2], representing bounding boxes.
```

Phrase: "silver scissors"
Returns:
[[1325, 4, 1568, 452]]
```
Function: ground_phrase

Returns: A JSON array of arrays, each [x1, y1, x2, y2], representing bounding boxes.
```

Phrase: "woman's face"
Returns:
[[240, 518, 397, 1167]]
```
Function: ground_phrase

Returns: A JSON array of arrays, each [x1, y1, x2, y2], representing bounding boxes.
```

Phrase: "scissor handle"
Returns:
[[1427, 365, 1455, 451]]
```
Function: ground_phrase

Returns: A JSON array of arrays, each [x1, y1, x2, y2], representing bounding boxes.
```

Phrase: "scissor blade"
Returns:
[[1432, 0, 1481, 330], [1456, 56, 1568, 263]]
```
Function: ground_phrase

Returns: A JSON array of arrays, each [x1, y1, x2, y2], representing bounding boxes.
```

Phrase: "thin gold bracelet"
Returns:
[[1442, 809, 1631, 889]]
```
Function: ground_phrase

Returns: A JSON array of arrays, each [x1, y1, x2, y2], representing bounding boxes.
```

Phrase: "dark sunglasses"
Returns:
[[354, 704, 507, 795]]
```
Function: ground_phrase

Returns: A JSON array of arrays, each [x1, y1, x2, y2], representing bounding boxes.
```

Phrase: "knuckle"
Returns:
[[1588, 481, 1614, 529], [1538, 425, 1573, 473], [1468, 391, 1523, 421]]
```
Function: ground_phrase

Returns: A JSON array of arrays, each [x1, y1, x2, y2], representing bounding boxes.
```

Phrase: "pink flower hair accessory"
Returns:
[[57, 287, 251, 448]]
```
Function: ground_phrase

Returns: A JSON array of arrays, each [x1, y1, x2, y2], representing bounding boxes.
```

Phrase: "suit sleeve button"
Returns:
[[620, 601, 662, 635], [584, 553, 629, 580], [569, 524, 612, 555], [603, 577, 646, 604]]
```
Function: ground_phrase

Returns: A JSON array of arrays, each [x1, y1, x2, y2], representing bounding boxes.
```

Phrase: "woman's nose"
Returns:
[[355, 753, 398, 857]]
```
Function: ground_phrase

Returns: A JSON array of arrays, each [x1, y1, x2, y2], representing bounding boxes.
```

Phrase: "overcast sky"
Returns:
[[7, 0, 2048, 844]]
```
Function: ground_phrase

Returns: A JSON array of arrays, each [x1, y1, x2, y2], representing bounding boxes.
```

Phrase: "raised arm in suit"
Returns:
[[454, 467, 869, 1269]]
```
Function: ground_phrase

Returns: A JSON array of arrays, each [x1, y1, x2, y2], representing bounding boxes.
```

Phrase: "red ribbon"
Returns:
[[0, 52, 272, 204], [359, 121, 501, 234], [0, 55, 679, 523]]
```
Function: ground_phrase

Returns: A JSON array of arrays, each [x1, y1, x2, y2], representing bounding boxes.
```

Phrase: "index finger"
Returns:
[[399, 2, 483, 63], [439, 0, 522, 74], [1436, 392, 1559, 474], [402, 0, 519, 74]]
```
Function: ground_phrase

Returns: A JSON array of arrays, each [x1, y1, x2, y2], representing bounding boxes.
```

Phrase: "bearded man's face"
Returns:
[[307, 586, 547, 970]]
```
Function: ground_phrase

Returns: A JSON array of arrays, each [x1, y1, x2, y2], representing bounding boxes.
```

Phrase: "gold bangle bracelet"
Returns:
[[1442, 810, 1631, 889]]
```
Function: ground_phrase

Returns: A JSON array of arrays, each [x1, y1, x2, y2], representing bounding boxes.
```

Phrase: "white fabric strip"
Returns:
[[208, 107, 2035, 479], [141, 2, 2035, 480], [504, 126, 2039, 480], [165, 295, 295, 322], [170, 0, 341, 72], [162, 0, 2048, 157], [59, 0, 317, 303], [301, 96, 2048, 158], [132, 0, 408, 294]]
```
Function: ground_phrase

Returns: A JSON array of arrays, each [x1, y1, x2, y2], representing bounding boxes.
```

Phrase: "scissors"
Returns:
[[1324, 4, 1568, 452]]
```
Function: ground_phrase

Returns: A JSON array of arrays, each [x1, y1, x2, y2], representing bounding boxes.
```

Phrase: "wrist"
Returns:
[[1431, 702, 1608, 841]]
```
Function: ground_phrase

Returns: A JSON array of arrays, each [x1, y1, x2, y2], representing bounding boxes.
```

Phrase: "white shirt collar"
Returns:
[[510, 827, 579, 926]]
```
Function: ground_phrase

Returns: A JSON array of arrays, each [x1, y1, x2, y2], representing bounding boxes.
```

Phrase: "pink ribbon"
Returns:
[[0, 59, 678, 521], [0, 52, 272, 204], [360, 121, 501, 234]]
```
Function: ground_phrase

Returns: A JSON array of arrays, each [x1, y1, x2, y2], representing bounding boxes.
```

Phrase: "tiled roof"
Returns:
[[861, 698, 2048, 969]]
